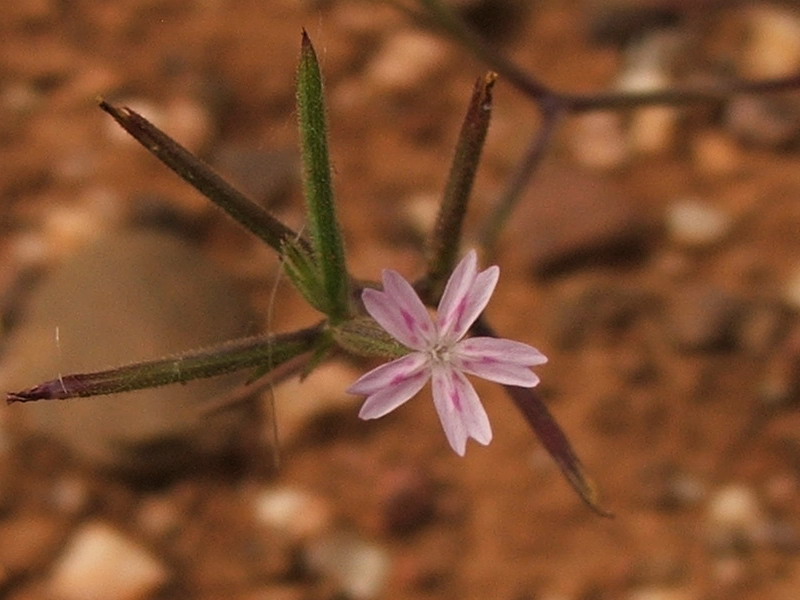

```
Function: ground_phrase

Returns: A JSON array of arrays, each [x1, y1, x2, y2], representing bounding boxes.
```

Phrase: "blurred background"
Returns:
[[2, 1, 800, 598]]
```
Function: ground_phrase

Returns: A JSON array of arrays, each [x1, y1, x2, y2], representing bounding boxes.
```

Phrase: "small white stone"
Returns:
[[306, 530, 389, 600], [253, 486, 331, 540], [665, 198, 731, 248], [366, 31, 450, 93], [47, 521, 169, 600], [403, 192, 440, 236], [707, 484, 764, 543], [271, 361, 362, 443], [617, 32, 681, 154], [569, 112, 629, 170]]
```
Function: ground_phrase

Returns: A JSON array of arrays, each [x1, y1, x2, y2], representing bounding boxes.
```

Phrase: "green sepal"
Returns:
[[333, 316, 410, 359]]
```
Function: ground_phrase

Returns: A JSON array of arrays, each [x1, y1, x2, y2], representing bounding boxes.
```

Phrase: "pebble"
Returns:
[[1, 230, 257, 475], [305, 530, 390, 600], [637, 464, 706, 510], [706, 484, 764, 551], [136, 494, 185, 541], [691, 130, 742, 179], [270, 361, 363, 445], [47, 521, 169, 600], [402, 192, 440, 239], [665, 284, 742, 351], [252, 486, 331, 540], [365, 30, 452, 94], [377, 466, 435, 534], [39, 188, 125, 259], [617, 32, 681, 154], [736, 300, 787, 355], [665, 198, 732, 248], [549, 280, 646, 349], [49, 475, 91, 516], [569, 112, 629, 170], [725, 95, 800, 148], [509, 164, 651, 276], [740, 5, 800, 78]]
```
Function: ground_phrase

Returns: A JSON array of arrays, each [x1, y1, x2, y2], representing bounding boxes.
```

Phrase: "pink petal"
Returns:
[[347, 352, 428, 396], [456, 337, 548, 365], [437, 251, 499, 342], [348, 353, 430, 419], [430, 365, 492, 456], [453, 337, 547, 387], [361, 269, 434, 351]]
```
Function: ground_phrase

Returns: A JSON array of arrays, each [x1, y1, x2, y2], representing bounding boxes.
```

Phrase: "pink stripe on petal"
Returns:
[[437, 251, 478, 340], [445, 266, 499, 341], [347, 353, 428, 396], [358, 367, 429, 419], [431, 366, 491, 455], [455, 358, 540, 387], [456, 337, 548, 366], [362, 275, 432, 350]]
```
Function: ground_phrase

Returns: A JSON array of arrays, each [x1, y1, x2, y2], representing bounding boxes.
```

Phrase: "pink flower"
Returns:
[[347, 250, 548, 456]]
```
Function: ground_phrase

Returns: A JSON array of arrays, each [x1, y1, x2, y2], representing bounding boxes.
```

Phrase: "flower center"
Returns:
[[427, 340, 453, 365]]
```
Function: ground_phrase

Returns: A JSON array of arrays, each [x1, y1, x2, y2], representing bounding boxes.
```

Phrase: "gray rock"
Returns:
[[2, 230, 258, 476]]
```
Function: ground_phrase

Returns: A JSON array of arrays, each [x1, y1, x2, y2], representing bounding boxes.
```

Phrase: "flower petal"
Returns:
[[453, 337, 547, 387], [361, 269, 434, 350], [437, 251, 499, 342], [348, 353, 430, 419], [430, 365, 492, 456], [347, 352, 428, 396]]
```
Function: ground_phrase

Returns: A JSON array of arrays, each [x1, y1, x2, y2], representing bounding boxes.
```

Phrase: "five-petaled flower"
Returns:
[[347, 250, 547, 456]]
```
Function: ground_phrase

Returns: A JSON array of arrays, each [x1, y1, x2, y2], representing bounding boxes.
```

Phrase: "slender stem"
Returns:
[[7, 325, 323, 403], [415, 0, 800, 111], [99, 100, 307, 254], [566, 73, 800, 112]]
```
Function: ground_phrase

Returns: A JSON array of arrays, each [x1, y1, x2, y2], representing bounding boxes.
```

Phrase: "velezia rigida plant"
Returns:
[[6, 32, 606, 514]]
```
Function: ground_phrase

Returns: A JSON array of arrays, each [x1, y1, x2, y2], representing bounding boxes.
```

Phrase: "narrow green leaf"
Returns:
[[99, 100, 307, 255], [422, 72, 496, 302], [296, 31, 350, 323], [7, 325, 323, 403]]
